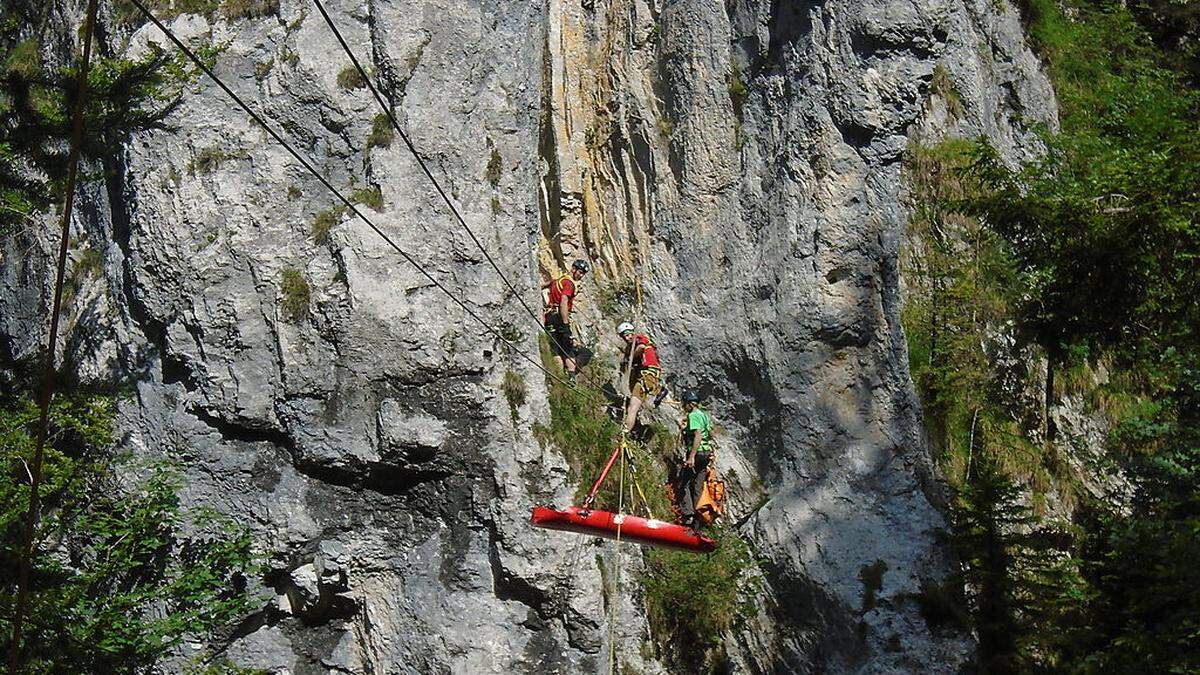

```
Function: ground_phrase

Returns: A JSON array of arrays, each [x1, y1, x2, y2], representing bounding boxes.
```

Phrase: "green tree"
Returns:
[[0, 392, 257, 672], [922, 2, 1200, 671], [0, 5, 190, 237], [952, 454, 1089, 673]]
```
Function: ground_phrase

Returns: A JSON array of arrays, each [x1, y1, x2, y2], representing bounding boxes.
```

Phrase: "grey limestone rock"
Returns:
[[2, 0, 1059, 671]]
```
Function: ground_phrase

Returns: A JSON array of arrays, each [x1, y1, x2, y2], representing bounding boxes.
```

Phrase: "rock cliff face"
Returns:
[[2, 0, 1055, 672]]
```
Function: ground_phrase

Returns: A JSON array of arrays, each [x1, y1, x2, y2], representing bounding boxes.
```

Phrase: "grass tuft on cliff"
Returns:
[[280, 267, 310, 321]]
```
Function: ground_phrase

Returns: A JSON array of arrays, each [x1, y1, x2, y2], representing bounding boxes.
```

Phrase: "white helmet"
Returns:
[[616, 321, 635, 335]]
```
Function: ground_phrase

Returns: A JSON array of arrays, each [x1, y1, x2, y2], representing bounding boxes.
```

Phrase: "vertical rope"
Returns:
[[7, 0, 100, 668], [607, 440, 627, 674]]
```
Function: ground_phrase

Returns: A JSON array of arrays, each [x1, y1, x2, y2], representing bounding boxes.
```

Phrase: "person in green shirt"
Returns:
[[676, 389, 713, 528]]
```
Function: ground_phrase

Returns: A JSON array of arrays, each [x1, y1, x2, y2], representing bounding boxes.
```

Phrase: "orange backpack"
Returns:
[[694, 465, 726, 525]]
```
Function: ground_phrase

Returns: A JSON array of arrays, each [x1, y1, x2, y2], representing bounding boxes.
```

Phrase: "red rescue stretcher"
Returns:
[[529, 441, 717, 554], [530, 505, 717, 553]]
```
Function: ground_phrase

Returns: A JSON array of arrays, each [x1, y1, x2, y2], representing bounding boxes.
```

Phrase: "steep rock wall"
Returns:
[[2, 0, 1055, 672], [540, 0, 1056, 671]]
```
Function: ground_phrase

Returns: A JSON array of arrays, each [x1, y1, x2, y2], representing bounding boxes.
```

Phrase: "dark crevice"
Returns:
[[485, 517, 552, 616], [190, 406, 454, 496]]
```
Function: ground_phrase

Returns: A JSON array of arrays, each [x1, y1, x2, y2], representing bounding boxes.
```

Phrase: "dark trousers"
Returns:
[[677, 452, 710, 520]]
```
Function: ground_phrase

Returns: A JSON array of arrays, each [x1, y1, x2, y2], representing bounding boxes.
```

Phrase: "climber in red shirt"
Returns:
[[543, 259, 589, 380], [617, 322, 663, 433]]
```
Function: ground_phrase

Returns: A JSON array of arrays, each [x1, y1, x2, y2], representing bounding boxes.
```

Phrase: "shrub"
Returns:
[[642, 526, 760, 672], [4, 38, 40, 77], [367, 113, 394, 148], [0, 394, 256, 672], [280, 267, 310, 321]]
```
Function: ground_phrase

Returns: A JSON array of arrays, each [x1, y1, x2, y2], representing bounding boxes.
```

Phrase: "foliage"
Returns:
[[349, 184, 383, 210], [930, 62, 963, 119], [0, 12, 196, 236], [902, 1, 1200, 671], [641, 526, 760, 673], [656, 114, 672, 140], [112, 0, 221, 29], [311, 206, 345, 244], [253, 58, 274, 81], [502, 369, 525, 420], [533, 337, 624, 506], [189, 146, 243, 175], [594, 278, 639, 317], [958, 1, 1200, 366], [279, 267, 310, 322], [950, 456, 1090, 672], [533, 318, 755, 672], [220, 0, 278, 21], [336, 66, 364, 91], [0, 393, 256, 672], [533, 336, 672, 515], [901, 139, 1027, 491], [727, 63, 748, 112], [366, 113, 394, 148], [485, 145, 502, 186]]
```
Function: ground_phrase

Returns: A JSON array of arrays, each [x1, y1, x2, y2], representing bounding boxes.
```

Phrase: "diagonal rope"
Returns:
[[308, 0, 582, 366], [126, 0, 610, 406], [7, 0, 100, 669]]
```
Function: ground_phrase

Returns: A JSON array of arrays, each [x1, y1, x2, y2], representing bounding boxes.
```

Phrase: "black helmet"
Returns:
[[681, 390, 700, 404], [571, 259, 589, 273]]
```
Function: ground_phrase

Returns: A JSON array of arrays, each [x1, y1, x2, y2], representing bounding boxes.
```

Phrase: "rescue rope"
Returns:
[[607, 436, 627, 675], [126, 0, 610, 407], [7, 0, 100, 668]]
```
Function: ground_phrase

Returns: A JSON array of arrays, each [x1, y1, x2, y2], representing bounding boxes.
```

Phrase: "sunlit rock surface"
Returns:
[[2, 0, 1055, 671]]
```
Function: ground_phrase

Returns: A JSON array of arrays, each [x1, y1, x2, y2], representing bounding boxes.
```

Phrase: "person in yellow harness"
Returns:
[[617, 322, 662, 433], [543, 259, 589, 381], [677, 389, 714, 529]]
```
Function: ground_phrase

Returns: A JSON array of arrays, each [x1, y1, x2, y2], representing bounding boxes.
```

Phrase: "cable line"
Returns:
[[7, 0, 101, 669], [309, 0, 580, 363], [127, 0, 604, 404]]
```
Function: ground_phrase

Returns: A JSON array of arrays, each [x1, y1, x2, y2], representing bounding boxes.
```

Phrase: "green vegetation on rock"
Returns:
[[336, 65, 365, 91], [350, 184, 384, 210], [280, 267, 311, 321], [902, 1, 1200, 671], [642, 526, 760, 673], [367, 113, 394, 149], [0, 393, 256, 672], [311, 206, 346, 244]]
